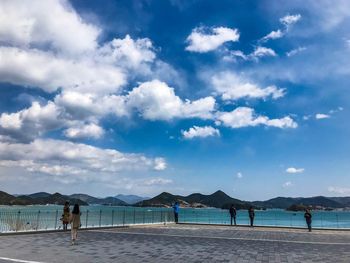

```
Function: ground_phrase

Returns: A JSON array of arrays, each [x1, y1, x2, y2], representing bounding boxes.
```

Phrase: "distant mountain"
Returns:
[[70, 194, 127, 206], [28, 192, 51, 199], [253, 196, 347, 209], [252, 197, 302, 209], [36, 192, 88, 206], [135, 190, 252, 209], [0, 191, 88, 206], [115, 194, 149, 204], [0, 191, 32, 205]]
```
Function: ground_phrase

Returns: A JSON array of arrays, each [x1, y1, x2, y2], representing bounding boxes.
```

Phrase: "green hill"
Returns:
[[135, 190, 252, 209]]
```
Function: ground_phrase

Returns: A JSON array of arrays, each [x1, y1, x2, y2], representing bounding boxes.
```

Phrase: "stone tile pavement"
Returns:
[[0, 224, 349, 262]]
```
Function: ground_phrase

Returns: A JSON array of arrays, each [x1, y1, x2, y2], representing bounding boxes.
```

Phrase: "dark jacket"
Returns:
[[229, 207, 236, 217], [248, 209, 255, 218], [304, 211, 312, 222]]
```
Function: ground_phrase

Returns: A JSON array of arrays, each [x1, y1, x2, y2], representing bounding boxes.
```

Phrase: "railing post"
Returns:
[[16, 211, 21, 232], [54, 210, 58, 230], [152, 209, 154, 224], [85, 210, 89, 228], [99, 209, 102, 227], [160, 210, 163, 223], [123, 208, 126, 226], [336, 214, 339, 229], [36, 211, 41, 231], [112, 210, 114, 227], [133, 207, 136, 225], [143, 209, 145, 224]]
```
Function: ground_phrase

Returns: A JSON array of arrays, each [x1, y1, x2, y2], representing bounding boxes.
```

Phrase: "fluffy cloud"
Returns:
[[0, 0, 100, 55], [216, 107, 297, 129], [315, 113, 330, 119], [261, 29, 284, 42], [98, 34, 156, 69], [0, 47, 126, 94], [252, 46, 277, 58], [280, 14, 302, 27], [0, 101, 63, 142], [127, 80, 216, 120], [0, 139, 166, 179], [153, 158, 167, 171], [211, 71, 284, 100], [64, 123, 105, 139], [182, 126, 220, 139], [286, 167, 304, 174], [328, 186, 350, 195], [185, 26, 239, 53], [237, 172, 243, 179]]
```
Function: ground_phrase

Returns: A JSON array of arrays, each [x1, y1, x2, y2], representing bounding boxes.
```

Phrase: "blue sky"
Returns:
[[0, 0, 349, 200]]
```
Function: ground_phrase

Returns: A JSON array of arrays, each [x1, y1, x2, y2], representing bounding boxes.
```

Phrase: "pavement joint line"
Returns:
[[0, 257, 46, 263], [88, 229, 350, 246]]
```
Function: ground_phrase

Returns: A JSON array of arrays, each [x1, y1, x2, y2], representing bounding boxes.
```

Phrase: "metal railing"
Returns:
[[179, 209, 350, 229], [0, 207, 174, 233]]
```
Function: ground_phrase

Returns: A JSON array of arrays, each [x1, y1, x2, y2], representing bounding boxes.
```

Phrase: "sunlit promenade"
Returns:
[[0, 224, 349, 263]]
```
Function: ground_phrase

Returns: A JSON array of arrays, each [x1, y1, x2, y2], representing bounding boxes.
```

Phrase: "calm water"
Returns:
[[1, 205, 350, 232]]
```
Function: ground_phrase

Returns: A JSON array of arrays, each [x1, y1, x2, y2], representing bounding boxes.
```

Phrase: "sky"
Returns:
[[0, 0, 349, 200]]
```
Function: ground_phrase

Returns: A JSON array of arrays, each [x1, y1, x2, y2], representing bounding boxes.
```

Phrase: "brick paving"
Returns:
[[0, 224, 349, 262]]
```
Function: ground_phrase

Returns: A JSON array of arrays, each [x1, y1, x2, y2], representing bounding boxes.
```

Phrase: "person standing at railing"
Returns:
[[304, 209, 312, 232], [70, 204, 81, 245], [61, 201, 70, 231], [248, 206, 255, 227], [173, 202, 179, 223], [229, 204, 237, 226]]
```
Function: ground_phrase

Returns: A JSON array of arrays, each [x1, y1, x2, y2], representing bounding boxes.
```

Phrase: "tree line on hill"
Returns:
[[1, 190, 349, 210]]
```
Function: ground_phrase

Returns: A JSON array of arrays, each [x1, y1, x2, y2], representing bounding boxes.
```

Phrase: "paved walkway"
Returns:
[[0, 224, 349, 262]]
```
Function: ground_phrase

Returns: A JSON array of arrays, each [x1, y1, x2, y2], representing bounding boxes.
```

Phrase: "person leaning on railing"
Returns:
[[61, 201, 70, 231], [172, 202, 179, 223], [304, 209, 312, 232]]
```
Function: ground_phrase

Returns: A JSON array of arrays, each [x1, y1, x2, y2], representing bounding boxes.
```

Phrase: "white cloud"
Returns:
[[144, 177, 173, 186], [222, 50, 248, 61], [64, 123, 105, 139], [211, 71, 285, 100], [286, 47, 307, 57], [0, 139, 166, 179], [328, 186, 350, 195], [282, 181, 293, 188], [286, 167, 304, 174], [261, 29, 284, 42], [153, 158, 167, 171], [0, 0, 100, 55], [252, 46, 277, 58], [182, 126, 220, 139], [127, 80, 216, 120], [237, 172, 243, 179], [0, 47, 126, 94], [315, 113, 330, 119], [0, 101, 63, 142], [185, 26, 239, 53], [216, 107, 297, 129], [280, 14, 302, 28], [98, 34, 156, 69]]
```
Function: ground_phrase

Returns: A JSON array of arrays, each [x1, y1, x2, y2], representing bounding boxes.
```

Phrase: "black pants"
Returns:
[[306, 220, 312, 231], [230, 216, 236, 225], [249, 217, 254, 226], [174, 213, 178, 223]]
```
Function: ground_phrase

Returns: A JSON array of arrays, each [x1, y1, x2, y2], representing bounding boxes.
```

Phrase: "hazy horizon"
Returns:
[[0, 0, 349, 200]]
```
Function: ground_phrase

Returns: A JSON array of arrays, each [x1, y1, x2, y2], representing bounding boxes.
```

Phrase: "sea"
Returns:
[[0, 205, 349, 233]]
